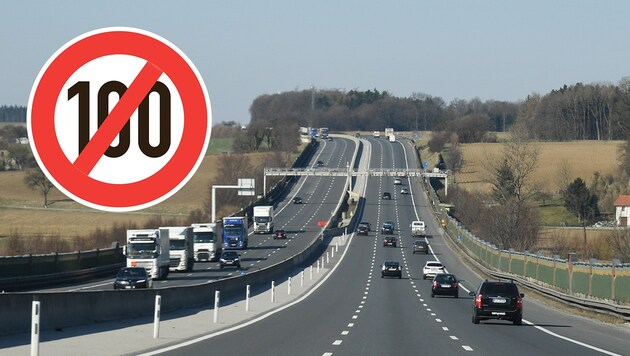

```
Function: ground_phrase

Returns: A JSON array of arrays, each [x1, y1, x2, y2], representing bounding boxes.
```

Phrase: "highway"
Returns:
[[36, 136, 357, 293], [153, 136, 630, 356]]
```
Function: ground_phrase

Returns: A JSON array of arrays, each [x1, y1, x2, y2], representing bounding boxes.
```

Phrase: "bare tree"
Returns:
[[24, 167, 55, 207], [606, 228, 630, 262]]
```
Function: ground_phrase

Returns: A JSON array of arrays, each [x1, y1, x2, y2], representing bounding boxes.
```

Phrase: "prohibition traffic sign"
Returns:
[[28, 27, 212, 211]]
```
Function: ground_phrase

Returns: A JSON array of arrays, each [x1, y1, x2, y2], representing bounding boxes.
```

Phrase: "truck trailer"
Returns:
[[191, 222, 223, 262], [125, 229, 170, 280], [163, 226, 195, 272], [253, 205, 274, 234]]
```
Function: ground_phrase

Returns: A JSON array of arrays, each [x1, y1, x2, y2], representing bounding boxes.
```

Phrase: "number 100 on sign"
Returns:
[[57, 55, 184, 184]]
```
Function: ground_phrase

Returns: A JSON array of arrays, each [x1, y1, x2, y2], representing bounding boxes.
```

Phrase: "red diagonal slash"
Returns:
[[73, 61, 163, 175]]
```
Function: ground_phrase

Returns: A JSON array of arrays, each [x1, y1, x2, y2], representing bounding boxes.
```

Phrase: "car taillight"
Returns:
[[453, 282, 458, 288], [432, 281, 437, 288], [475, 294, 482, 307], [516, 296, 523, 309]]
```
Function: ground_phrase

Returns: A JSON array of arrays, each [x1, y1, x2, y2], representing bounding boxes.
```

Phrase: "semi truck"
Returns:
[[253, 205, 274, 234], [385, 128, 394, 140], [320, 127, 329, 139], [125, 229, 170, 280], [222, 217, 248, 250], [191, 222, 223, 262], [163, 226, 195, 272]]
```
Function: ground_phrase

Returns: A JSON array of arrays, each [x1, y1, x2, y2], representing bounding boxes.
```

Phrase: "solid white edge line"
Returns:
[[522, 320, 621, 356]]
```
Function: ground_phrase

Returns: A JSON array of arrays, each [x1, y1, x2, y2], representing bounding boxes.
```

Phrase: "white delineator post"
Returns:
[[246, 285, 250, 312], [310, 265, 313, 280], [153, 295, 161, 339], [31, 300, 40, 356], [301, 270, 304, 287], [288, 276, 292, 295], [271, 281, 275, 303], [213, 290, 220, 323]]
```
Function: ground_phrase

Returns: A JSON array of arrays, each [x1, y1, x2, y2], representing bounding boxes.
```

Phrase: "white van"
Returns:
[[410, 221, 426, 236]]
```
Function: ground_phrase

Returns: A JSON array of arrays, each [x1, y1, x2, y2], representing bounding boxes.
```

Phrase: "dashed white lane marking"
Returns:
[[442, 327, 449, 331], [348, 323, 354, 327], [462, 346, 473, 351], [355, 310, 361, 313], [436, 319, 442, 323], [323, 353, 333, 356], [352, 315, 358, 319], [341, 331, 349, 335], [333, 340, 342, 346], [450, 336, 459, 340]]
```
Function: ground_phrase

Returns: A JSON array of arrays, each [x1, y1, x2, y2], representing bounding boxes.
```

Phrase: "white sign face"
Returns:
[[27, 27, 212, 212]]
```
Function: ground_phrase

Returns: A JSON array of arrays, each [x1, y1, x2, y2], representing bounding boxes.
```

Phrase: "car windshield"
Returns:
[[118, 268, 146, 278], [222, 252, 237, 259], [170, 239, 185, 250], [415, 241, 425, 245], [481, 283, 518, 296], [384, 262, 399, 268], [426, 262, 443, 267]]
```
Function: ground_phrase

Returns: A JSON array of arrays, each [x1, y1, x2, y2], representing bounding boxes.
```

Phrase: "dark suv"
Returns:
[[357, 224, 369, 235], [469, 280, 524, 325]]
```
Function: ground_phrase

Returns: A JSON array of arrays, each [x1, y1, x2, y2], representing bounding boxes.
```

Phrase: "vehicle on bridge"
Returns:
[[254, 205, 274, 234], [373, 131, 380, 138], [124, 229, 170, 280], [223, 217, 248, 250], [191, 222, 223, 262], [164, 226, 195, 272]]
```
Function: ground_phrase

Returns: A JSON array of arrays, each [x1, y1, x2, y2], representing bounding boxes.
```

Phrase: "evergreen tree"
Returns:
[[563, 178, 600, 224]]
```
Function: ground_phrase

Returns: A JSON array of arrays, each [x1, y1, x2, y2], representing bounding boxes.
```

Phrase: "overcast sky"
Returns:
[[3, 1, 630, 125]]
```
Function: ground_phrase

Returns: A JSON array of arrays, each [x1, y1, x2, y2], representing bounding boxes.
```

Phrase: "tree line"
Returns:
[[248, 79, 630, 142]]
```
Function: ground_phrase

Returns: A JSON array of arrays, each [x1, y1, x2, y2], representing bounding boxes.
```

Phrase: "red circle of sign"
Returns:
[[29, 29, 209, 209]]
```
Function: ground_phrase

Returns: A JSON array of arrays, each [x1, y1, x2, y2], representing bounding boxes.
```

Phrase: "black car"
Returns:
[[219, 251, 241, 269], [382, 192, 391, 200], [315, 160, 324, 167], [292, 197, 303, 204], [113, 267, 152, 289], [274, 229, 287, 239], [431, 273, 459, 298], [357, 224, 369, 235], [383, 236, 397, 247], [469, 280, 524, 325], [381, 261, 402, 278]]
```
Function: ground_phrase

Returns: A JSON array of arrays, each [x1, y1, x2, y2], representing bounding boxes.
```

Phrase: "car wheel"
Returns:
[[220, 265, 223, 269], [430, 292, 434, 298], [398, 275, 402, 279], [454, 293, 459, 298], [422, 274, 426, 280], [513, 317, 522, 325], [472, 311, 480, 324]]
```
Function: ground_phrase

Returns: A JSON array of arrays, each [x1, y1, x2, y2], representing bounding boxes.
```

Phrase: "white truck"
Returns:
[[389, 134, 396, 142], [163, 226, 195, 272], [191, 222, 223, 262], [385, 128, 394, 140], [125, 229, 170, 280], [410, 220, 426, 237], [253, 205, 274, 234]]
